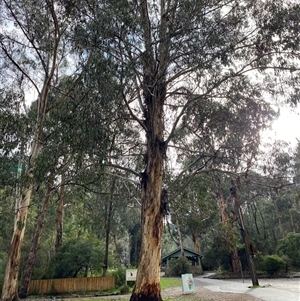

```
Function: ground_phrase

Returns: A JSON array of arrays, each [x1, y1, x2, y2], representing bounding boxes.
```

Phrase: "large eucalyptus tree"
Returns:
[[78, 1, 300, 300], [1, 0, 299, 300], [0, 1, 94, 300], [17, 53, 124, 296]]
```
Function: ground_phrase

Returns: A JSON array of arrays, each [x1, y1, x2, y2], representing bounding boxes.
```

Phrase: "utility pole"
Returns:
[[231, 179, 259, 287]]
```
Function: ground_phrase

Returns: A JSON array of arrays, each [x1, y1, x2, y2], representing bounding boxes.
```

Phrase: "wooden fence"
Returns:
[[28, 276, 115, 295]]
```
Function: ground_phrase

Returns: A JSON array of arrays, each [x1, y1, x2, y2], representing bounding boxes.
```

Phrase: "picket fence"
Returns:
[[28, 276, 115, 295]]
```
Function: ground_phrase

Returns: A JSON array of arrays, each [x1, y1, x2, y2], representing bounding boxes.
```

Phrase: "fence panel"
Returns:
[[28, 276, 115, 295]]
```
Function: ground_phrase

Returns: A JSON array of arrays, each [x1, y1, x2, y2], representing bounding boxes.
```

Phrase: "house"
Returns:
[[161, 247, 203, 274]]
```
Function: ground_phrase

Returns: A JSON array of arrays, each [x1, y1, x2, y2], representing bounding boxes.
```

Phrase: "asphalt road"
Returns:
[[194, 274, 300, 301]]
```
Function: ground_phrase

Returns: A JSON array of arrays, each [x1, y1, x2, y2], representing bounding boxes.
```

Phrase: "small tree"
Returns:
[[48, 237, 105, 278]]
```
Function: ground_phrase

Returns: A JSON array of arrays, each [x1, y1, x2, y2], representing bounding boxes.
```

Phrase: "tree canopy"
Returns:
[[1, 1, 300, 300]]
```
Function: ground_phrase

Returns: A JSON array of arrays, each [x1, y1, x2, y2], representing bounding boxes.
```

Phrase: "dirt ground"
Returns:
[[62, 287, 263, 301], [161, 286, 263, 301]]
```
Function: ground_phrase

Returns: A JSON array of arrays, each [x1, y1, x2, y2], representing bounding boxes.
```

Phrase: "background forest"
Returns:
[[1, 0, 300, 300]]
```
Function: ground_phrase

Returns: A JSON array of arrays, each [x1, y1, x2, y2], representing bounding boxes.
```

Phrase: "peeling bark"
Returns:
[[130, 1, 167, 300], [1, 142, 41, 301]]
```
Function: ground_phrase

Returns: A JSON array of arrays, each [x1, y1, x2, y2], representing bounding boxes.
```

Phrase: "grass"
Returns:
[[160, 277, 182, 290]]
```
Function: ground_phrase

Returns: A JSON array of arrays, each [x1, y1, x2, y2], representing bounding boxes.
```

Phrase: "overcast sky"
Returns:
[[262, 105, 300, 147]]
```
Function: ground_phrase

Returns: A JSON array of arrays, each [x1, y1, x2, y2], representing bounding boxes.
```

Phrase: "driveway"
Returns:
[[194, 274, 300, 301]]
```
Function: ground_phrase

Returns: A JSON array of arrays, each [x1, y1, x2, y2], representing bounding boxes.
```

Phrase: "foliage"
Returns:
[[0, 249, 6, 290], [171, 174, 218, 251], [118, 285, 130, 294], [1, 1, 300, 300], [276, 232, 300, 267], [201, 247, 231, 272], [201, 222, 240, 271], [259, 254, 286, 275], [109, 268, 126, 288], [165, 257, 191, 277], [48, 237, 105, 278]]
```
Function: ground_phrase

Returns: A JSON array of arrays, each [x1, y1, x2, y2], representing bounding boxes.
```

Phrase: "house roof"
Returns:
[[161, 247, 202, 263]]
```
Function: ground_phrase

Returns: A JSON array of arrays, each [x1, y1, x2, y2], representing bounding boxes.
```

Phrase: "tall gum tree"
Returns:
[[0, 2, 297, 299], [0, 1, 92, 300], [79, 1, 300, 300]]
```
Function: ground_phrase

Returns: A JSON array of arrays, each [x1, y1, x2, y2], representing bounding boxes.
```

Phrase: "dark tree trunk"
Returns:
[[231, 249, 240, 275], [103, 200, 113, 277], [19, 179, 54, 298], [113, 234, 122, 266], [175, 215, 185, 257], [231, 179, 259, 286], [289, 211, 296, 233], [55, 173, 65, 253]]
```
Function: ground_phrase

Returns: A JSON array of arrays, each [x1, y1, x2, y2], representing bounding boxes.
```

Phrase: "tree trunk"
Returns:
[[55, 173, 65, 253], [130, 1, 168, 300], [231, 248, 240, 275], [271, 197, 285, 239], [130, 119, 165, 301], [1, 139, 42, 301], [214, 176, 240, 274], [175, 215, 185, 257], [192, 232, 203, 273], [251, 202, 260, 234], [103, 200, 113, 277], [289, 210, 296, 233], [192, 232, 201, 254], [127, 233, 131, 267], [231, 179, 259, 286], [113, 234, 122, 267], [19, 179, 54, 298]]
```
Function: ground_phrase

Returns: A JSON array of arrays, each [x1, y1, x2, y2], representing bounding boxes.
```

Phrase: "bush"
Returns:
[[119, 284, 130, 294], [276, 233, 300, 268], [165, 257, 191, 277], [201, 248, 231, 271], [47, 237, 105, 278], [109, 267, 126, 287], [261, 254, 286, 275]]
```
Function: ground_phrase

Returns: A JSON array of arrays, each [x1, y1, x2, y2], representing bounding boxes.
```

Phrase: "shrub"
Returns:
[[276, 232, 300, 268], [48, 237, 105, 278], [261, 254, 286, 275], [119, 284, 130, 294], [109, 267, 126, 287], [201, 248, 231, 271], [165, 257, 191, 277]]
